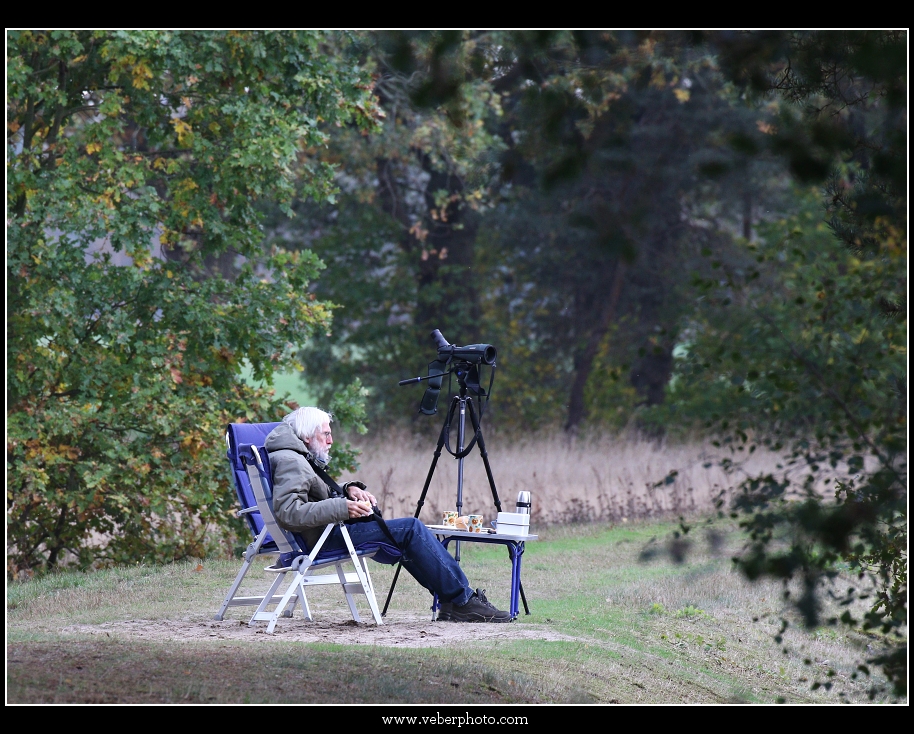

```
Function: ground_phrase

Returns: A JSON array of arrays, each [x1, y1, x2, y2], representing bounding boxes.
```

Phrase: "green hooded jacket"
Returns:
[[264, 421, 349, 551]]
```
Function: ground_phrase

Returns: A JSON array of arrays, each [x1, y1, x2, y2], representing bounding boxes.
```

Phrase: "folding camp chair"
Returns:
[[216, 421, 398, 633], [215, 422, 288, 621]]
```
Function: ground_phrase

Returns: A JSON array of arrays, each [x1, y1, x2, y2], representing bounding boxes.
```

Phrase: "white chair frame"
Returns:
[[214, 432, 301, 621], [242, 446, 384, 633]]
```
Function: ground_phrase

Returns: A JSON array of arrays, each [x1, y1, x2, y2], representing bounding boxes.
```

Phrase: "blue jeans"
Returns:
[[320, 517, 472, 606]]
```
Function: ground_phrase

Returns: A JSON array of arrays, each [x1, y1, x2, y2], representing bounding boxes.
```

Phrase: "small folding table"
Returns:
[[425, 525, 538, 620]]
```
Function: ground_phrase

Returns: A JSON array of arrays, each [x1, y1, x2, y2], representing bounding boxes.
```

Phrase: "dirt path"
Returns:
[[60, 611, 580, 648]]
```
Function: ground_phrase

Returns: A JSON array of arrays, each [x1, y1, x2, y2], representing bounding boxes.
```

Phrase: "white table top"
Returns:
[[425, 524, 537, 541]]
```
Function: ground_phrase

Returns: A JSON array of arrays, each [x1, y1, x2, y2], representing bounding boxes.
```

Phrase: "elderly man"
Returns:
[[265, 406, 512, 623]]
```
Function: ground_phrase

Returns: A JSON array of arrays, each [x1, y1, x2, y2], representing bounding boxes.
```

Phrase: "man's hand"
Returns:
[[346, 499, 374, 519], [346, 485, 377, 506]]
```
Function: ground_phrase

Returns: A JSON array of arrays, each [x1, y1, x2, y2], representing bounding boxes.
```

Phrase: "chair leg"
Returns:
[[339, 530, 384, 625], [265, 575, 302, 634], [336, 562, 363, 623], [215, 532, 269, 620], [215, 555, 254, 621], [248, 571, 291, 629], [297, 576, 313, 621], [359, 556, 376, 597], [242, 524, 385, 631], [359, 558, 384, 625]]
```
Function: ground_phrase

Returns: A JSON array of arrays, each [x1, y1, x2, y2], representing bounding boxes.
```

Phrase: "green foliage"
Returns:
[[7, 30, 379, 574], [256, 32, 510, 426], [638, 31, 907, 696], [323, 378, 371, 479], [272, 31, 794, 434], [664, 187, 906, 695], [271, 200, 428, 421]]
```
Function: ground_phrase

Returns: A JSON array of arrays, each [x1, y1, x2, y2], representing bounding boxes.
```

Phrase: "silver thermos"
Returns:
[[516, 491, 531, 514]]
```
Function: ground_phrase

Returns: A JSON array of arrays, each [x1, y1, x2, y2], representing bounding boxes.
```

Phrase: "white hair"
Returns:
[[283, 406, 333, 444]]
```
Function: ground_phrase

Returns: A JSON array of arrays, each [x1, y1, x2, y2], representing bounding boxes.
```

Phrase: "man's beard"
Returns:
[[311, 446, 331, 467]]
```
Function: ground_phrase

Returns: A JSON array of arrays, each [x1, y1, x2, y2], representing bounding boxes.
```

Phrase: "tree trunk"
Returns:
[[630, 344, 674, 406], [565, 260, 626, 434], [742, 188, 753, 240]]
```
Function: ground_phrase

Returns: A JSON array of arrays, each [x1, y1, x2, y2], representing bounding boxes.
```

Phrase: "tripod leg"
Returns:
[[467, 399, 503, 513], [382, 563, 405, 617], [413, 400, 453, 519], [382, 398, 454, 616]]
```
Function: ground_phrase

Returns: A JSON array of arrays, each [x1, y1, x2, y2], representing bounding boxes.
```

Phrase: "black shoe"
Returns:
[[450, 589, 513, 623], [436, 602, 453, 621]]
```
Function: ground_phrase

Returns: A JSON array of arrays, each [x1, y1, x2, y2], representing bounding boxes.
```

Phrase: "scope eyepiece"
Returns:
[[430, 329, 450, 350]]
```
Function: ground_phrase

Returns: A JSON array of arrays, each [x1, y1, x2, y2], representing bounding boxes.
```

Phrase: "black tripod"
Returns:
[[381, 363, 530, 616]]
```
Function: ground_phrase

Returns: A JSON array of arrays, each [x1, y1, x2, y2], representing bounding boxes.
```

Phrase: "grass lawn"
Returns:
[[7, 518, 901, 707]]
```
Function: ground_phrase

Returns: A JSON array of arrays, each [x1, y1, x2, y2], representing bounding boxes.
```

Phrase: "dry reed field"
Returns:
[[337, 429, 814, 526]]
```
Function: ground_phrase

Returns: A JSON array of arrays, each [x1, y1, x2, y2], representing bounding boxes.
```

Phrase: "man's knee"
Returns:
[[406, 517, 424, 532], [391, 516, 424, 539]]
